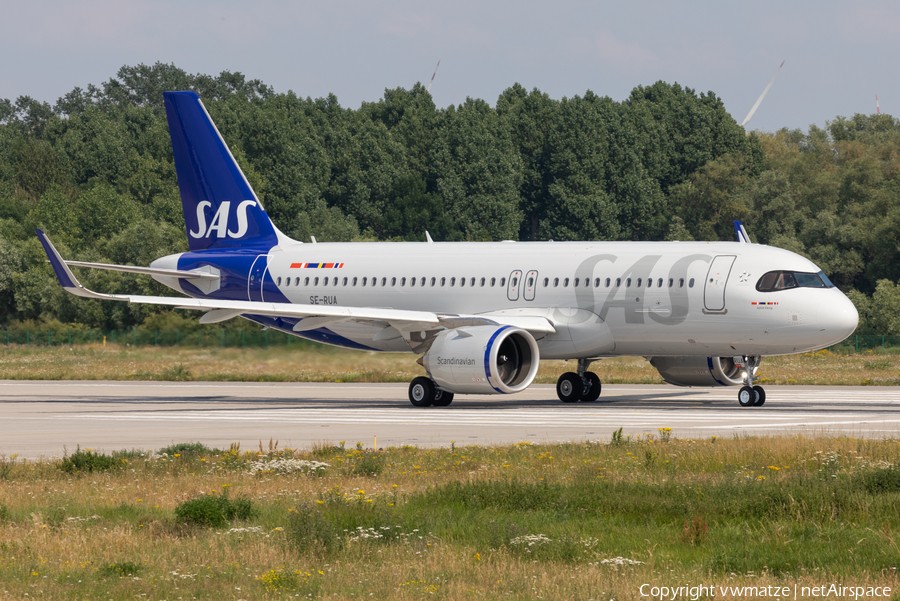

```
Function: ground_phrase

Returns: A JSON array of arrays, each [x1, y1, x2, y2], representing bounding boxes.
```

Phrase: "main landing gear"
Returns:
[[556, 359, 602, 403], [408, 376, 454, 408], [736, 355, 765, 407]]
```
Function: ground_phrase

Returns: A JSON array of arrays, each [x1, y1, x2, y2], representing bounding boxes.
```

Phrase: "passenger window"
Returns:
[[594, 278, 600, 287], [527, 277, 534, 287], [323, 277, 329, 286], [543, 277, 549, 287], [471, 277, 476, 287], [646, 278, 651, 288], [491, 277, 496, 286], [657, 278, 663, 288], [441, 277, 446, 286], [391, 277, 397, 286], [343, 277, 348, 286], [304, 277, 309, 286], [295, 277, 300, 286], [409, 277, 415, 287], [381, 277, 387, 286], [616, 278, 621, 287], [277, 277, 282, 286], [626, 278, 632, 287], [401, 277, 406, 286], [460, 277, 466, 287], [553, 278, 559, 287], [420, 277, 425, 286], [605, 278, 611, 287], [511, 277, 518, 287], [352, 277, 357, 286], [481, 277, 486, 287], [430, 277, 436, 286], [563, 278, 569, 287], [679, 278, 684, 288], [574, 278, 580, 287], [500, 277, 506, 286], [314, 277, 319, 286], [361, 277, 367, 286], [689, 278, 695, 288], [450, 277, 456, 286]]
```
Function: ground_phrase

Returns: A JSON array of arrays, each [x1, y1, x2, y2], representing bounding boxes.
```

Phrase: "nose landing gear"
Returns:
[[736, 356, 765, 407], [556, 359, 602, 403]]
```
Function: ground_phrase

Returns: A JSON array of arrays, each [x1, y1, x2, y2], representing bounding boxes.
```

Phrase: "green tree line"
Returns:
[[0, 62, 897, 334]]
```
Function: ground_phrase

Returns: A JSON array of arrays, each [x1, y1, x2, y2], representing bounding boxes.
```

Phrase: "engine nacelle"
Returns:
[[423, 326, 540, 395], [649, 356, 748, 387]]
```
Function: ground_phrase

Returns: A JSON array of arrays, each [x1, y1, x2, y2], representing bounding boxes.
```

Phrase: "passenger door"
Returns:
[[704, 255, 736, 312], [248, 254, 268, 302]]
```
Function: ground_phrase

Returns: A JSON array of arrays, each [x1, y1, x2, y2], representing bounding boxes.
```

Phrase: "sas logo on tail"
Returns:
[[189, 200, 258, 239]]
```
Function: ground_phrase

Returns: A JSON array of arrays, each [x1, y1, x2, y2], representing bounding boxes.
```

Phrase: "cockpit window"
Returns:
[[756, 270, 835, 292]]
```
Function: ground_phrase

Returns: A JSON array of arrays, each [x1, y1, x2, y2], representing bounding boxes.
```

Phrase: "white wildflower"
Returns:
[[246, 458, 329, 476], [600, 557, 644, 566], [510, 534, 552, 547]]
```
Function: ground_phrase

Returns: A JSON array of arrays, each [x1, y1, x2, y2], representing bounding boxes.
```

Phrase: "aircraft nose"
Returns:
[[821, 292, 859, 343]]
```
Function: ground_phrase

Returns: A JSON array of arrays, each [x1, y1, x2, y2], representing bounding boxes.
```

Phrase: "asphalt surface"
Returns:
[[1, 381, 899, 458]]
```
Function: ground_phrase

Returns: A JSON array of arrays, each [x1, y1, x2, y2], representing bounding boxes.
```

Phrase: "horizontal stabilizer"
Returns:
[[65, 260, 219, 280]]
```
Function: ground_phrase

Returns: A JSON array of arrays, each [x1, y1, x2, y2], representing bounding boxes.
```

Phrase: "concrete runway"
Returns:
[[1, 381, 899, 458]]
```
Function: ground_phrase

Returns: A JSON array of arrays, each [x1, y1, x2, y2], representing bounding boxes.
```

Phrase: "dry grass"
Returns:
[[1, 344, 899, 386], [0, 436, 899, 599]]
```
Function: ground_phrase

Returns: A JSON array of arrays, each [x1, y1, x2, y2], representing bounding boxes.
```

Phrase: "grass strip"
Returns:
[[0, 435, 898, 599], [2, 345, 900, 385]]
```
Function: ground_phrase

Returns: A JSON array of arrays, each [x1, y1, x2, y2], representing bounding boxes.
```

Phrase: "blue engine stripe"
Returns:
[[706, 356, 728, 386], [483, 326, 512, 394]]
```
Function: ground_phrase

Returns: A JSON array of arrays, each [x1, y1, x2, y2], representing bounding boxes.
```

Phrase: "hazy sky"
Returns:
[[3, 0, 898, 133]]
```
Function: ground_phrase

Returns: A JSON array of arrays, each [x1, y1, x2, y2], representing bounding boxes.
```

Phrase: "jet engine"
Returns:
[[422, 325, 540, 394], [648, 356, 748, 387]]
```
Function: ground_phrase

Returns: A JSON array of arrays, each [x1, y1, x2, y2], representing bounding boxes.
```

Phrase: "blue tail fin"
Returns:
[[164, 91, 280, 252]]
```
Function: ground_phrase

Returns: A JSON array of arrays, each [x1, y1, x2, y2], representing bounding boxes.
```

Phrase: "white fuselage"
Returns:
[[164, 239, 857, 359]]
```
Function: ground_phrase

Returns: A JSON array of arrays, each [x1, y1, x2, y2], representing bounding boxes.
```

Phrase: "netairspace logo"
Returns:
[[639, 583, 892, 600], [190, 200, 258, 239]]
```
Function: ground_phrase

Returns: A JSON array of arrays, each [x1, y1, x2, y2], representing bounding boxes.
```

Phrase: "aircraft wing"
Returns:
[[37, 230, 555, 343]]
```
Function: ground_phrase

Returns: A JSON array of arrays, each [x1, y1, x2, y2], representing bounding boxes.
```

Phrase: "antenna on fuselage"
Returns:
[[310, 236, 317, 244], [425, 231, 434, 243]]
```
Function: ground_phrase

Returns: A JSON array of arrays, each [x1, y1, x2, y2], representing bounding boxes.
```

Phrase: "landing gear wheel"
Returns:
[[752, 386, 766, 406], [432, 389, 454, 407], [409, 377, 435, 407], [738, 385, 757, 407], [557, 372, 583, 403], [581, 372, 602, 402]]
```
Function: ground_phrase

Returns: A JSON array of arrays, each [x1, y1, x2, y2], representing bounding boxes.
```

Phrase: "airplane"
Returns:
[[36, 91, 859, 408]]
